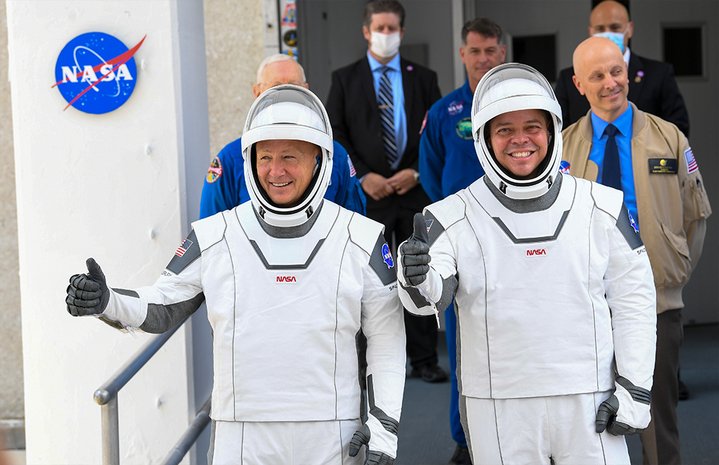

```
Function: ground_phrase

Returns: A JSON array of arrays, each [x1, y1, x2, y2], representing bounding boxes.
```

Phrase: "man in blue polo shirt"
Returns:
[[419, 17, 506, 465], [200, 54, 366, 219]]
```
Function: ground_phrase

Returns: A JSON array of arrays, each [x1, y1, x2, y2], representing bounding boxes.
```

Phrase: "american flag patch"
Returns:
[[685, 147, 698, 174], [176, 238, 193, 257], [348, 156, 357, 177]]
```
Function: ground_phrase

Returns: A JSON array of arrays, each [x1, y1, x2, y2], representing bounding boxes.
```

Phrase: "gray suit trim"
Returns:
[[615, 205, 644, 251], [491, 210, 571, 244], [248, 239, 325, 270], [140, 292, 205, 334], [436, 276, 458, 313], [399, 281, 431, 309], [616, 375, 651, 405], [166, 230, 201, 275], [113, 288, 139, 298], [423, 210, 446, 248], [367, 374, 399, 436], [368, 234, 397, 286]]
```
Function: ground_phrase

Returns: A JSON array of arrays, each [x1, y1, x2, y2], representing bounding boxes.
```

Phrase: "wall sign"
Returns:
[[279, 0, 298, 59], [53, 32, 146, 114]]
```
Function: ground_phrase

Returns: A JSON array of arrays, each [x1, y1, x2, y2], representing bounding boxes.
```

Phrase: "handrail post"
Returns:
[[100, 396, 120, 465], [93, 317, 189, 465]]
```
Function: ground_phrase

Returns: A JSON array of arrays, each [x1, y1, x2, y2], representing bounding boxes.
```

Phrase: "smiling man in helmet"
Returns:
[[396, 63, 657, 464], [65, 85, 406, 465]]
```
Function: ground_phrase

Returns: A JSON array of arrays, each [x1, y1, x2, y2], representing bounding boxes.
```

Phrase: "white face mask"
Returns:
[[593, 31, 626, 53], [370, 31, 401, 58]]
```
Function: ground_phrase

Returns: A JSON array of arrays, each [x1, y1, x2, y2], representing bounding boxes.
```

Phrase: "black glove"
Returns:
[[399, 213, 431, 286], [66, 258, 110, 316], [595, 394, 639, 435], [348, 424, 395, 465]]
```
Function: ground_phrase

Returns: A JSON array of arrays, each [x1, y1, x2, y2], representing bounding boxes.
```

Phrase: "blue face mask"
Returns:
[[593, 32, 625, 53]]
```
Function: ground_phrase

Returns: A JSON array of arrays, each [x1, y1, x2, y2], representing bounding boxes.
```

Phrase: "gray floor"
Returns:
[[397, 324, 719, 465]]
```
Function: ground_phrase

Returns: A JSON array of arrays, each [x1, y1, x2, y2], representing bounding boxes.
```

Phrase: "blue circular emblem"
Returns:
[[54, 32, 144, 114], [381, 243, 395, 269]]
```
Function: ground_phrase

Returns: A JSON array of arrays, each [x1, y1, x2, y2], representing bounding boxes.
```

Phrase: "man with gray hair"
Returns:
[[200, 54, 366, 219]]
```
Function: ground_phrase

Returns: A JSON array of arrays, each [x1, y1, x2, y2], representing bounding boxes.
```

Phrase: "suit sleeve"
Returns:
[[326, 70, 372, 178], [362, 233, 406, 457], [658, 64, 690, 137], [419, 104, 445, 202], [333, 142, 367, 214], [604, 206, 657, 394], [101, 231, 205, 333], [397, 211, 458, 317], [199, 143, 241, 219]]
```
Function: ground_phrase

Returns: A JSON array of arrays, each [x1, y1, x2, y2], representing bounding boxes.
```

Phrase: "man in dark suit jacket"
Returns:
[[555, 0, 690, 136], [326, 0, 445, 383]]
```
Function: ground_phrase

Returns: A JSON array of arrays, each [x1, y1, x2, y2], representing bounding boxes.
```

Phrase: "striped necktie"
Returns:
[[378, 66, 398, 166]]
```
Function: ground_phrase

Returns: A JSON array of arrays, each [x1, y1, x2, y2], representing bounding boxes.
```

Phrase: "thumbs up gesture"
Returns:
[[398, 213, 431, 286], [66, 258, 110, 316]]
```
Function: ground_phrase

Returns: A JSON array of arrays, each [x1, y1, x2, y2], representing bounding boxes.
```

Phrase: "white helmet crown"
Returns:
[[471, 63, 563, 200], [241, 84, 334, 227]]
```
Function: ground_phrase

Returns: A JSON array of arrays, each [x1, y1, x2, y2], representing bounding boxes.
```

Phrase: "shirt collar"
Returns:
[[624, 47, 631, 65], [367, 51, 401, 73], [590, 104, 633, 139]]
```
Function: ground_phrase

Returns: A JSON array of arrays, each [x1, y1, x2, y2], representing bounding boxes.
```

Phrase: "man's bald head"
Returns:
[[589, 0, 633, 49], [572, 37, 629, 122], [252, 54, 309, 98]]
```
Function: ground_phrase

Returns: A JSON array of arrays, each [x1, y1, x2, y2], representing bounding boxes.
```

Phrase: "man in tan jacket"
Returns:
[[562, 37, 711, 465]]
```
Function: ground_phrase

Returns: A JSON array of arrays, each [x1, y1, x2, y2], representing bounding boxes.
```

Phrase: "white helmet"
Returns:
[[241, 84, 333, 227], [471, 63, 563, 200]]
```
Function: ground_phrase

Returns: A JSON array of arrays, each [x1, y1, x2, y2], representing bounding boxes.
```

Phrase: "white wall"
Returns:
[[6, 0, 208, 463]]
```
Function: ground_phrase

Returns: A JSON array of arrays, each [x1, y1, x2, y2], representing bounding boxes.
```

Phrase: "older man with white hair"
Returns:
[[200, 54, 366, 219]]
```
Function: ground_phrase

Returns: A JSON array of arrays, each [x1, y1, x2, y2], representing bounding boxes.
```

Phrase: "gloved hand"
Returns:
[[66, 258, 110, 316], [348, 424, 395, 465], [596, 376, 651, 435], [398, 213, 431, 286]]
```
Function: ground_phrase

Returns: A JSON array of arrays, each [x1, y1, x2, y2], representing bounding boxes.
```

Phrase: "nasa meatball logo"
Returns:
[[381, 243, 394, 269], [53, 32, 146, 114]]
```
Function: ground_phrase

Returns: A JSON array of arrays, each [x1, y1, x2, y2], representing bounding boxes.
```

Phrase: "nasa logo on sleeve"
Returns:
[[53, 32, 146, 114], [381, 243, 394, 269]]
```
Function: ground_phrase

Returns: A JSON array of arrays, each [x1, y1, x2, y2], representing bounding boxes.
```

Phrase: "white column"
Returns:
[[6, 0, 208, 463]]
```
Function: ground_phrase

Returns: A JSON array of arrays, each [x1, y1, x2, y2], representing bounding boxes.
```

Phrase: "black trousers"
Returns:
[[641, 308, 683, 465]]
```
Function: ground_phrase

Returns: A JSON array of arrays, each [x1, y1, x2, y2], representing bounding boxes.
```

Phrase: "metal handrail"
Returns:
[[94, 317, 189, 465], [160, 397, 212, 465]]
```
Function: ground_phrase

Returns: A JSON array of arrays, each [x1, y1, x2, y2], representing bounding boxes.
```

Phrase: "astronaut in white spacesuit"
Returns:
[[397, 63, 657, 465], [65, 85, 406, 465]]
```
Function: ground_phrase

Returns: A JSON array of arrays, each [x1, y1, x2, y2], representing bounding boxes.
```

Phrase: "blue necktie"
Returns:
[[602, 124, 622, 190], [378, 67, 398, 166]]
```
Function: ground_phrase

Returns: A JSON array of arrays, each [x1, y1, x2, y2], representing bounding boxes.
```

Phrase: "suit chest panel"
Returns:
[[453, 183, 607, 321], [201, 207, 362, 336]]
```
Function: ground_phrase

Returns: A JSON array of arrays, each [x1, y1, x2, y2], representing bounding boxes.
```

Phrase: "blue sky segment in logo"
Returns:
[[54, 32, 146, 114]]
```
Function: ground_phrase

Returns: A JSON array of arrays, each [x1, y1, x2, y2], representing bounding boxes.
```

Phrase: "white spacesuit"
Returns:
[[397, 64, 657, 465], [66, 85, 406, 465]]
